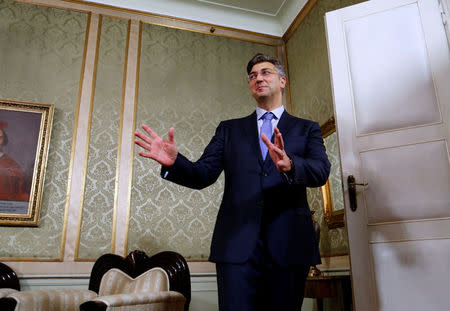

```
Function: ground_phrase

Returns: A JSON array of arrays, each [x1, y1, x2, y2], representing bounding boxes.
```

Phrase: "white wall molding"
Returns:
[[76, 0, 308, 36]]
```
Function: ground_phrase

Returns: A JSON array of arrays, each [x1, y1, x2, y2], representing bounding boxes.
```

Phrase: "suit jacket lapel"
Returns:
[[276, 110, 295, 137]]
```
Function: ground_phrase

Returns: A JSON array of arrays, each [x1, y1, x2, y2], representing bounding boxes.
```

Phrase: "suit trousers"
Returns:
[[216, 238, 310, 311]]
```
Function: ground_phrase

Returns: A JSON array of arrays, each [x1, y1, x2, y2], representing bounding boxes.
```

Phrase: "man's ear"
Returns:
[[280, 76, 286, 90]]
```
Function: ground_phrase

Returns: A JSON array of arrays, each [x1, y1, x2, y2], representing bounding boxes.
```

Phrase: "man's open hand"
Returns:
[[134, 124, 178, 167]]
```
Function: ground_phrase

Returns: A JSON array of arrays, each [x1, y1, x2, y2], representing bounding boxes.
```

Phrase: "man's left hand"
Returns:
[[261, 127, 292, 172]]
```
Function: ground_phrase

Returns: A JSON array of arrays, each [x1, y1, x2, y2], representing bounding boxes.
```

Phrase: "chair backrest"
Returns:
[[88, 250, 191, 311], [98, 267, 169, 296], [0, 263, 20, 291]]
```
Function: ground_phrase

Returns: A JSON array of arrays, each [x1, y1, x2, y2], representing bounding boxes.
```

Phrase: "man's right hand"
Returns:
[[134, 124, 178, 167]]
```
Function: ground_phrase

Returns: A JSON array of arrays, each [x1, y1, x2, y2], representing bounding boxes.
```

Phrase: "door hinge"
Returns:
[[439, 0, 448, 26], [438, 0, 450, 48]]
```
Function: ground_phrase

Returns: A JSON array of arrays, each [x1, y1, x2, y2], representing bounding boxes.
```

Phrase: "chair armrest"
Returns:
[[5, 289, 97, 311], [80, 291, 185, 311], [0, 288, 18, 298]]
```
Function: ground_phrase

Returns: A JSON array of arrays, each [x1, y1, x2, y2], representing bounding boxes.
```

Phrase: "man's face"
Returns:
[[248, 62, 286, 101]]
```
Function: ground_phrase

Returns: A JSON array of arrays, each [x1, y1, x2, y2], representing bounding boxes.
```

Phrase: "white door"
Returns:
[[325, 0, 450, 310]]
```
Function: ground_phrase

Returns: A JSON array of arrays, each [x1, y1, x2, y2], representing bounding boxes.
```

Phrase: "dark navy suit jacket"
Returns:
[[161, 110, 330, 266]]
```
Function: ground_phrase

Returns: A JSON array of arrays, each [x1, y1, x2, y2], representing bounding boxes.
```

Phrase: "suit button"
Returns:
[[257, 200, 264, 206], [262, 172, 268, 177]]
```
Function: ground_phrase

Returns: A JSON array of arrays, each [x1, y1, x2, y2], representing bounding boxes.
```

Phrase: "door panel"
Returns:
[[360, 140, 450, 223], [371, 239, 450, 310], [326, 0, 450, 309], [344, 3, 440, 135]]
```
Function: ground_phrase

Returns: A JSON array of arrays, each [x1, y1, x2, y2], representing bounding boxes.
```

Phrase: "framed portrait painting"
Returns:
[[0, 99, 54, 226]]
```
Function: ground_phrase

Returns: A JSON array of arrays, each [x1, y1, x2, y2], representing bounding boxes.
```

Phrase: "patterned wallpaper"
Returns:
[[0, 0, 86, 258], [0, 0, 364, 260], [286, 0, 364, 255], [326, 132, 344, 212], [78, 17, 128, 259], [129, 23, 275, 258]]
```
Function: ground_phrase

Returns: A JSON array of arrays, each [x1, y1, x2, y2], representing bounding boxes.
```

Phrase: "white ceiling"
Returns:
[[196, 0, 287, 16], [81, 0, 308, 36]]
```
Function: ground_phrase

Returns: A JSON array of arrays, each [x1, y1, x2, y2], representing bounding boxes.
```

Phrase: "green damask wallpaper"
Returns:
[[0, 0, 364, 261], [129, 23, 275, 259], [286, 0, 364, 255], [78, 17, 128, 259], [0, 0, 87, 257]]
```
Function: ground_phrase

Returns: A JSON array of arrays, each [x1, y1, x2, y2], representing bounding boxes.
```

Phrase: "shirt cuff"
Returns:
[[281, 155, 295, 184]]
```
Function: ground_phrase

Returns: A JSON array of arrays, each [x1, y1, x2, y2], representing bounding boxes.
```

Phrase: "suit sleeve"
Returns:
[[160, 122, 226, 190], [285, 121, 331, 187]]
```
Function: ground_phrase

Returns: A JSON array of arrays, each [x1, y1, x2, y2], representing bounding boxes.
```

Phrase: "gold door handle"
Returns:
[[347, 175, 368, 212]]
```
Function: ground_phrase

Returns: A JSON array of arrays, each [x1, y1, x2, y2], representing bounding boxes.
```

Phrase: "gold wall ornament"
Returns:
[[309, 210, 322, 277], [320, 116, 345, 229], [0, 100, 54, 226]]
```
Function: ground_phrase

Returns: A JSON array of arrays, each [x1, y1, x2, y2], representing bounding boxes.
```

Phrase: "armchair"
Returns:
[[0, 262, 20, 298], [0, 250, 191, 311], [80, 250, 191, 311]]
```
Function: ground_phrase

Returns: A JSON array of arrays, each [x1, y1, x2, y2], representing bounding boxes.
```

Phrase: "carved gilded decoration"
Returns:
[[320, 117, 344, 229]]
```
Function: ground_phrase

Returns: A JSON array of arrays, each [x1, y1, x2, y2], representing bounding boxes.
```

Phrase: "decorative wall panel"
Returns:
[[285, 0, 364, 255], [129, 23, 275, 258], [0, 0, 86, 258], [78, 16, 128, 259]]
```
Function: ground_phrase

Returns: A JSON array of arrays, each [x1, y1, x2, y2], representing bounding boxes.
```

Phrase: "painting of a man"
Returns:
[[0, 108, 42, 216], [0, 101, 53, 225], [0, 121, 30, 202]]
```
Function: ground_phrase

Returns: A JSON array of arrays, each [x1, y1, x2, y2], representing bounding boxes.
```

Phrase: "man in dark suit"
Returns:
[[134, 53, 330, 311]]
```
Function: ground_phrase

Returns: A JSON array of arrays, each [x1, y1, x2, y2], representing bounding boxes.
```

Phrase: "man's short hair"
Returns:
[[246, 53, 286, 78]]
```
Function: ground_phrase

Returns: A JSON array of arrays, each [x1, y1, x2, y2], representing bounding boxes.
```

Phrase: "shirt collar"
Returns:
[[256, 105, 284, 120]]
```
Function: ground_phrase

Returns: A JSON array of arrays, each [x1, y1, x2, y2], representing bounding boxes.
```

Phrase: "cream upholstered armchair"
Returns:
[[80, 250, 191, 311], [0, 250, 190, 311], [0, 262, 20, 298]]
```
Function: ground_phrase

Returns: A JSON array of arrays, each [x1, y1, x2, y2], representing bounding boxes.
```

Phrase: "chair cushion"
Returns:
[[99, 268, 169, 296], [7, 288, 97, 311], [0, 288, 18, 298], [93, 291, 186, 311]]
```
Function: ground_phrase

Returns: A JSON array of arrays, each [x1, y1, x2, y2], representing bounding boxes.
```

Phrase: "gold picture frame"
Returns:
[[320, 117, 344, 229], [0, 99, 54, 226]]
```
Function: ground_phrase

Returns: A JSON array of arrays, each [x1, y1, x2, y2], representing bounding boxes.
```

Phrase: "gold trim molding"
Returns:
[[111, 19, 132, 255], [60, 12, 93, 261], [74, 14, 103, 261]]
